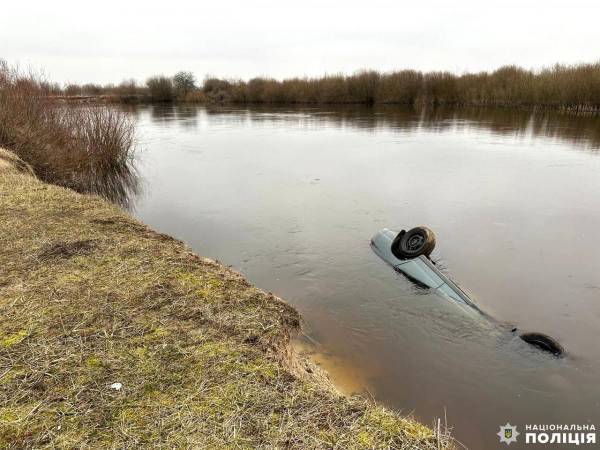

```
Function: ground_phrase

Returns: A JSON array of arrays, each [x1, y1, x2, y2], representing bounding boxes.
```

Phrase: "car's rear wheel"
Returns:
[[520, 332, 564, 356], [392, 226, 436, 259]]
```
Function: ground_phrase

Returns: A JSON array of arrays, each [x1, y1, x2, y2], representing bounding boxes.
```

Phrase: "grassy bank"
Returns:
[[0, 149, 448, 449]]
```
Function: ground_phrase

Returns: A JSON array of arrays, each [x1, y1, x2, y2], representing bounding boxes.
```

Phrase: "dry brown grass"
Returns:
[[0, 149, 452, 449], [0, 61, 137, 206]]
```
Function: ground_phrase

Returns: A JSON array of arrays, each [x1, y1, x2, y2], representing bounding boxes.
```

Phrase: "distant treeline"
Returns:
[[203, 63, 600, 111], [54, 63, 600, 111], [53, 71, 204, 103]]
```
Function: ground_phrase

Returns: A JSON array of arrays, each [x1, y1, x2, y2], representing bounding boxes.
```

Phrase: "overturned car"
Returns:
[[371, 226, 564, 357]]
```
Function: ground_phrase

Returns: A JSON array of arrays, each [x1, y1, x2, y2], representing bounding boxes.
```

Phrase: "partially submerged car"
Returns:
[[371, 226, 564, 356]]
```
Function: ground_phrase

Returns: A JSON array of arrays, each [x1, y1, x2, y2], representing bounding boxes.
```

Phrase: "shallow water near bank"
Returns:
[[122, 104, 600, 448]]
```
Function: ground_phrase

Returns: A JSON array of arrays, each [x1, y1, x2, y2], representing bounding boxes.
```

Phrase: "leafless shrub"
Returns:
[[0, 61, 138, 205], [146, 75, 175, 102]]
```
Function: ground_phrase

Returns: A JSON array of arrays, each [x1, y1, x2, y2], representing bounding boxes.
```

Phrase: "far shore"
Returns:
[[53, 62, 600, 113], [54, 93, 600, 115]]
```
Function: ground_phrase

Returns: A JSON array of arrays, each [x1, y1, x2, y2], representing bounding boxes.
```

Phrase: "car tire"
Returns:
[[520, 332, 564, 356], [392, 227, 436, 259]]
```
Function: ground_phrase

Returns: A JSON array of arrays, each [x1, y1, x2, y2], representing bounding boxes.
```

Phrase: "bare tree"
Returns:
[[173, 71, 196, 99]]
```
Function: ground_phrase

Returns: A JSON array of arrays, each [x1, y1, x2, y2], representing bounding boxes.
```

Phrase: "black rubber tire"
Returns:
[[392, 227, 436, 259], [520, 332, 564, 356]]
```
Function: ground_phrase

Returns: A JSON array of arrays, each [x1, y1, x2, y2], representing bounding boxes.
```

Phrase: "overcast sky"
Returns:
[[2, 0, 599, 85]]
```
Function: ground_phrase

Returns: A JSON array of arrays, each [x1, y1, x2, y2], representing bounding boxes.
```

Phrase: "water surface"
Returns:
[[125, 105, 600, 448]]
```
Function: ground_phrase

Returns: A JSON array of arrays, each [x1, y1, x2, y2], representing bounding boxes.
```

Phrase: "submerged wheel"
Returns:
[[392, 226, 436, 259], [520, 332, 564, 356]]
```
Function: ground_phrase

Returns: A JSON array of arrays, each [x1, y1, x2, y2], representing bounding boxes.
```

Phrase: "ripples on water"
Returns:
[[111, 104, 600, 448]]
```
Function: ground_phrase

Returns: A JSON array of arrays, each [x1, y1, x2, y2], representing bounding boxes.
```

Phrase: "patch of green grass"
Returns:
[[1, 330, 29, 348], [85, 357, 103, 369]]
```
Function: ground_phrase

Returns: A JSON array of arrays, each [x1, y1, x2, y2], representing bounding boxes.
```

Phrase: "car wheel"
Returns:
[[392, 226, 436, 259], [520, 332, 564, 356]]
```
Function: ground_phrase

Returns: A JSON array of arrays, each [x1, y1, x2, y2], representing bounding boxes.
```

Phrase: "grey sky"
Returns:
[[2, 0, 599, 85]]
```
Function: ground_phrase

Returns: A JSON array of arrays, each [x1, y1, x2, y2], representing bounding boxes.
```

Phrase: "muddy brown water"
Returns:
[[120, 104, 600, 448]]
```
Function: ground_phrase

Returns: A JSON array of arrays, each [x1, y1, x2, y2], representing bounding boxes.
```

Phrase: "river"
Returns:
[[122, 104, 600, 448]]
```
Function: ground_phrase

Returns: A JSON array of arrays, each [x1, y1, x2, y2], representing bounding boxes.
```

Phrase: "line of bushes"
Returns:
[[38, 61, 600, 111], [60, 71, 204, 104], [203, 63, 600, 111], [0, 61, 137, 205]]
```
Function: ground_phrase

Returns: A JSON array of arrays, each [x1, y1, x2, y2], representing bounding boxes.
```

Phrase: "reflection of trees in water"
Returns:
[[425, 107, 600, 150], [117, 102, 600, 207], [145, 104, 199, 129], [224, 105, 600, 151], [90, 164, 140, 210], [134, 103, 600, 151], [149, 104, 176, 122], [106, 103, 600, 208]]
